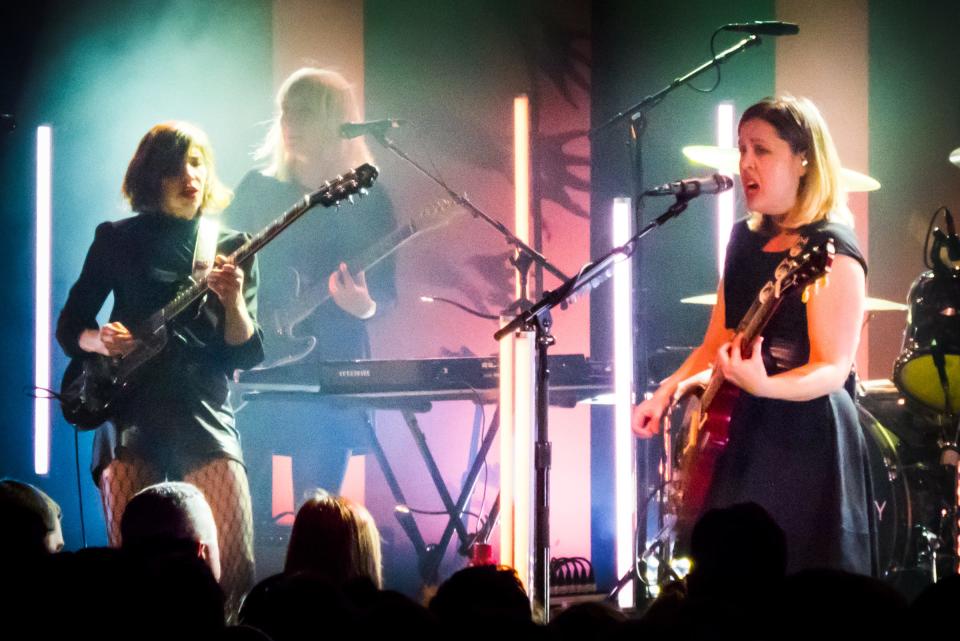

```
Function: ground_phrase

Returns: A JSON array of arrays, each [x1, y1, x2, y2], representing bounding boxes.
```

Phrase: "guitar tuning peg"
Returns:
[[347, 195, 355, 203]]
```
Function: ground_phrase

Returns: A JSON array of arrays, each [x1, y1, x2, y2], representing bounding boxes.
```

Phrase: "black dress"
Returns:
[[222, 170, 396, 521], [56, 212, 264, 482], [706, 218, 875, 575]]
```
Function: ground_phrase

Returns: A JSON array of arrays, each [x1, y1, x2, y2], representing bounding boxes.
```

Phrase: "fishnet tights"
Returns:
[[184, 458, 255, 618], [99, 456, 255, 620]]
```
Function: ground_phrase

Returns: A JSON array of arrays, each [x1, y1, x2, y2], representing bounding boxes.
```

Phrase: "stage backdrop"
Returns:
[[3, 0, 960, 598]]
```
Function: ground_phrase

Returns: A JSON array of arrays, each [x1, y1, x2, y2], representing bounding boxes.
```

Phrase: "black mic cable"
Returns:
[[689, 21, 801, 94]]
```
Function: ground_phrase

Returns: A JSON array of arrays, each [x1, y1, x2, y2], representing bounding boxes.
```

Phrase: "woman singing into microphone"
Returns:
[[633, 96, 874, 575]]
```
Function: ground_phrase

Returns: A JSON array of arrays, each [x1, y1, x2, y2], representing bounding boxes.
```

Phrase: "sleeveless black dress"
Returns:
[[706, 218, 875, 575]]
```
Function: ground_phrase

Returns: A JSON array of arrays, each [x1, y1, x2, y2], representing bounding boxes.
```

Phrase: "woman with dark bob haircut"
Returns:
[[633, 96, 875, 575], [57, 121, 264, 616]]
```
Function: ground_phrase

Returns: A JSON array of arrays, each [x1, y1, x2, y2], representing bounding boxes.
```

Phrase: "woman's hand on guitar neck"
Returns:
[[208, 255, 246, 311], [209, 255, 255, 346], [716, 334, 769, 397], [328, 262, 377, 319]]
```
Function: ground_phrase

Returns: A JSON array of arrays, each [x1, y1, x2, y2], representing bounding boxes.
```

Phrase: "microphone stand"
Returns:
[[370, 132, 571, 590], [370, 132, 570, 284], [495, 193, 701, 617], [589, 32, 761, 605], [591, 35, 761, 136]]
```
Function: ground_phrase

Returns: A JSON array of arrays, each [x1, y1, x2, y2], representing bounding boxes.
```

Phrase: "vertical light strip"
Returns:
[[507, 94, 534, 592], [498, 327, 536, 591], [498, 327, 516, 570], [612, 197, 636, 607], [716, 103, 735, 276], [35, 125, 53, 476], [513, 95, 531, 300], [512, 330, 536, 591]]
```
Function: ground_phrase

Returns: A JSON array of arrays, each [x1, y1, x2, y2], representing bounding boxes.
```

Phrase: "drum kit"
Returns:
[[644, 145, 960, 598]]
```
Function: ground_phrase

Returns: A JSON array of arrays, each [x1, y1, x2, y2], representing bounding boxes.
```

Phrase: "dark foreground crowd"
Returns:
[[1, 479, 956, 641]]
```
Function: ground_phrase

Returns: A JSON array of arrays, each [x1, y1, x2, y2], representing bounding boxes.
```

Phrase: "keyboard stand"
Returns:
[[365, 404, 500, 584]]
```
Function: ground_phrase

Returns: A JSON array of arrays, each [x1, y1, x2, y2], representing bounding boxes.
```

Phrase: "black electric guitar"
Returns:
[[259, 198, 461, 368], [672, 236, 835, 541], [59, 164, 379, 430]]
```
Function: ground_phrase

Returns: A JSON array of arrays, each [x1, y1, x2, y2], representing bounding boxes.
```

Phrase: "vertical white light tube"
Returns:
[[512, 330, 536, 591], [716, 103, 735, 276], [499, 326, 515, 571], [612, 197, 635, 607], [514, 94, 531, 300], [500, 94, 535, 592], [35, 125, 53, 476]]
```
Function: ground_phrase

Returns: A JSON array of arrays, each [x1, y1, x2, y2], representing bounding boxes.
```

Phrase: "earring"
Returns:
[[801, 158, 809, 167]]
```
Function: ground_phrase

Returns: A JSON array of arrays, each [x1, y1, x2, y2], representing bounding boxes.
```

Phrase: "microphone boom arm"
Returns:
[[494, 195, 694, 340], [591, 35, 761, 137], [371, 132, 570, 283]]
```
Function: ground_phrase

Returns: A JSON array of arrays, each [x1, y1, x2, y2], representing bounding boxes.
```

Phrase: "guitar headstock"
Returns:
[[772, 237, 836, 299], [309, 163, 379, 208]]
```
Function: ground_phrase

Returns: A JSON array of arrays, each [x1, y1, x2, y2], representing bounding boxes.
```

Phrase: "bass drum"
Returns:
[[858, 405, 914, 578], [663, 390, 929, 579], [894, 270, 960, 414]]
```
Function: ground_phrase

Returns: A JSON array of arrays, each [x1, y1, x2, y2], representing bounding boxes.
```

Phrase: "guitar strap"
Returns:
[[192, 212, 221, 282]]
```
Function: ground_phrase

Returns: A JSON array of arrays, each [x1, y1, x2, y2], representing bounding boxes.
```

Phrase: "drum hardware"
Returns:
[[631, 382, 948, 595], [856, 379, 945, 447], [936, 435, 960, 575], [680, 292, 907, 312], [917, 527, 943, 583], [892, 205, 960, 580], [894, 207, 960, 416]]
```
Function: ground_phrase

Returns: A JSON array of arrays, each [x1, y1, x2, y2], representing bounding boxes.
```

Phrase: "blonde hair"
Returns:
[[255, 68, 374, 182], [123, 121, 232, 214], [740, 96, 852, 232]]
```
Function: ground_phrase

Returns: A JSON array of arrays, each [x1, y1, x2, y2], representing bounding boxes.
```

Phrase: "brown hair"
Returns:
[[284, 490, 382, 588], [740, 96, 851, 231], [122, 121, 232, 214]]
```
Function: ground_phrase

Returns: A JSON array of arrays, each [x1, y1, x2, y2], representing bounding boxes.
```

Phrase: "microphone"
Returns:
[[644, 174, 735, 198], [340, 118, 405, 140], [721, 21, 800, 36]]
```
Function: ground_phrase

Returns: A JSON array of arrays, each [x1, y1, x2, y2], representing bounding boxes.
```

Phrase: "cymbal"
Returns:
[[863, 297, 909, 312], [680, 293, 722, 306], [680, 292, 907, 311], [682, 145, 881, 192], [950, 147, 960, 167]]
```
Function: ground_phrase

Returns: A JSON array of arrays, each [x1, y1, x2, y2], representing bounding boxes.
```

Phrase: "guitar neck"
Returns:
[[288, 219, 421, 318], [133, 163, 377, 345], [159, 195, 318, 326], [697, 238, 833, 411], [699, 288, 782, 410], [346, 218, 419, 275]]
